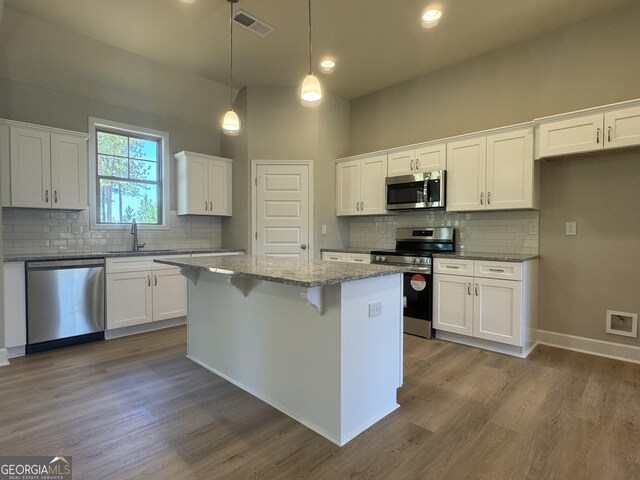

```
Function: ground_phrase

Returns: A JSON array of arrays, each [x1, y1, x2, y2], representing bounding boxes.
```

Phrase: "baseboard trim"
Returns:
[[0, 348, 9, 366], [537, 329, 640, 365]]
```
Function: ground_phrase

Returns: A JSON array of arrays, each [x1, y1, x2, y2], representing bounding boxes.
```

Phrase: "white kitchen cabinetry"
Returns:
[[433, 257, 537, 357], [447, 127, 536, 212], [175, 151, 232, 216], [1, 120, 88, 209], [537, 104, 640, 158], [3, 262, 27, 354], [387, 143, 446, 177], [106, 256, 187, 330], [322, 251, 371, 264], [336, 154, 387, 216]]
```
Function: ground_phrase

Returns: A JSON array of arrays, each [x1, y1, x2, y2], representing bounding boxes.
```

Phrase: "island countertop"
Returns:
[[155, 254, 405, 288]]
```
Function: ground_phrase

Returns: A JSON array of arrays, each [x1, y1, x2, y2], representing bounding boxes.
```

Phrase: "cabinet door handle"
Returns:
[[416, 159, 420, 170], [475, 284, 479, 296], [487, 192, 491, 205], [54, 190, 58, 203], [410, 159, 414, 171], [480, 192, 484, 205], [147, 275, 151, 287], [596, 127, 600, 144], [210, 201, 213, 211], [467, 284, 471, 295], [608, 126, 612, 142], [154, 274, 158, 286], [45, 189, 49, 203], [205, 201, 208, 211]]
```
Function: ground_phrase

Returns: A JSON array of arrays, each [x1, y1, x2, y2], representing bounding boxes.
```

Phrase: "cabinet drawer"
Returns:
[[322, 252, 348, 262], [433, 258, 474, 276], [348, 253, 371, 264], [473, 261, 522, 281]]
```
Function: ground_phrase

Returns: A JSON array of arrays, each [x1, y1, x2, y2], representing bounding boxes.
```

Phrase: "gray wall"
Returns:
[[222, 86, 350, 258], [347, 2, 640, 346], [349, 2, 640, 155]]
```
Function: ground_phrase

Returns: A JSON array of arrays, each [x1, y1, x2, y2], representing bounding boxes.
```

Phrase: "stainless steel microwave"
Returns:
[[386, 170, 446, 210]]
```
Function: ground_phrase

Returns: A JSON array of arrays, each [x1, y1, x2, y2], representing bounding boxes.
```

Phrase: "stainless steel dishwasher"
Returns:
[[26, 258, 105, 353]]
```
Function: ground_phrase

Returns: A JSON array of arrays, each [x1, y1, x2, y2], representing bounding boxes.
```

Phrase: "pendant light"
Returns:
[[300, 0, 322, 107], [222, 0, 240, 136]]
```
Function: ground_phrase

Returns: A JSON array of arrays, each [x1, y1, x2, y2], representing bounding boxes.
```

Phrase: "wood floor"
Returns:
[[2, 327, 640, 480]]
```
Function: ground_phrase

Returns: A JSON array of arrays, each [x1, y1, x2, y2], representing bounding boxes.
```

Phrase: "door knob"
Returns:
[[301, 244, 307, 250]]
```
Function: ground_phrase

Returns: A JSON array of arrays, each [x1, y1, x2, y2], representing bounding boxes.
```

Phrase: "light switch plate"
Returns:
[[321, 224, 327, 235], [566, 222, 577, 236], [369, 301, 382, 318]]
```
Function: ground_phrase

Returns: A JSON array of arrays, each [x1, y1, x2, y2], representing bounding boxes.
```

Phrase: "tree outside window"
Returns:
[[96, 130, 162, 225]]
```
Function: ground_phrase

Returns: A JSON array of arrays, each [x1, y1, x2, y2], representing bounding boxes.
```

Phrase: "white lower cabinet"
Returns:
[[433, 258, 537, 355], [321, 251, 371, 264], [3, 262, 27, 351], [106, 256, 187, 330]]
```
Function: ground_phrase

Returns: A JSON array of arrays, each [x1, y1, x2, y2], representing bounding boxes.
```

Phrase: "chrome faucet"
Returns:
[[130, 219, 146, 252]]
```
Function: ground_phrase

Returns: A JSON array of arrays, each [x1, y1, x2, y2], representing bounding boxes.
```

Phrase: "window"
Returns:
[[89, 118, 170, 229]]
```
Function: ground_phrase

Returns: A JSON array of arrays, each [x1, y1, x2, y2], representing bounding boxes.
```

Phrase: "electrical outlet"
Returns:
[[369, 301, 382, 318], [565, 222, 577, 236], [321, 224, 327, 235], [528, 223, 538, 235]]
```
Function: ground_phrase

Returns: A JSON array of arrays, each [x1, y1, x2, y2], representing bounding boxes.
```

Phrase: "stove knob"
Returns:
[[412, 258, 419, 264], [375, 255, 381, 261], [380, 256, 387, 262]]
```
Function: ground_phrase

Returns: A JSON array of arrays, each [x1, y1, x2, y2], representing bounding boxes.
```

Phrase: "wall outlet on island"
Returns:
[[369, 301, 382, 318]]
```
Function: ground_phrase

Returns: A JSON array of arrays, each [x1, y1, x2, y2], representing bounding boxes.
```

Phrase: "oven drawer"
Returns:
[[474, 261, 522, 281], [433, 258, 474, 276]]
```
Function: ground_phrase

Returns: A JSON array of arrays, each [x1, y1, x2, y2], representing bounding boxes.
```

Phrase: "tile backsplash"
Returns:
[[2, 208, 222, 255], [349, 210, 539, 255]]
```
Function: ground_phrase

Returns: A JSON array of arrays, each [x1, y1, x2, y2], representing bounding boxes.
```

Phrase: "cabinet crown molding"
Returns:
[[174, 151, 233, 163], [0, 118, 89, 140], [534, 97, 640, 124]]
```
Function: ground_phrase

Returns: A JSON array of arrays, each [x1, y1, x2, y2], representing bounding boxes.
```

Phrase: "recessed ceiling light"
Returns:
[[320, 58, 336, 74], [178, 0, 196, 4], [421, 8, 443, 28]]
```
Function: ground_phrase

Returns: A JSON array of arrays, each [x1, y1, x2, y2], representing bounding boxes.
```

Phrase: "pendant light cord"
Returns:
[[307, 0, 312, 74], [229, 0, 234, 109]]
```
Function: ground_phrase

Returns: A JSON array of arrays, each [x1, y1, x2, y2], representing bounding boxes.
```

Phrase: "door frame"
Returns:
[[250, 160, 314, 259]]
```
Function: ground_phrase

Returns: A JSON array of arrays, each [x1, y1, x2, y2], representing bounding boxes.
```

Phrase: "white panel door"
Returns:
[[336, 160, 359, 216], [486, 128, 534, 210], [359, 154, 388, 215], [415, 143, 446, 172], [10, 126, 51, 208], [387, 149, 414, 177], [50, 133, 87, 210], [446, 136, 486, 212], [605, 106, 640, 149], [255, 163, 310, 260], [473, 278, 522, 346], [433, 274, 474, 336], [106, 271, 153, 329], [187, 156, 208, 215], [152, 269, 187, 321], [538, 114, 604, 158]]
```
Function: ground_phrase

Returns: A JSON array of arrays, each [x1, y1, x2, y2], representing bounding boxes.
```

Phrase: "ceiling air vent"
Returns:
[[233, 10, 274, 37]]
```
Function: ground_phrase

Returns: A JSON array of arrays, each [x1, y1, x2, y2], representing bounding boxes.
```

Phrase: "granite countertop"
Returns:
[[432, 252, 538, 262], [3, 248, 244, 263], [320, 248, 373, 255], [155, 254, 405, 288]]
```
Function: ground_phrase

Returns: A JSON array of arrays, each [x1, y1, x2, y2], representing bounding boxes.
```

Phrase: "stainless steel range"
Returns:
[[371, 227, 455, 338]]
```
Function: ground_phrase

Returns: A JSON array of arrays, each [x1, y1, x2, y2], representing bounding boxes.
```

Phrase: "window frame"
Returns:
[[88, 117, 170, 230]]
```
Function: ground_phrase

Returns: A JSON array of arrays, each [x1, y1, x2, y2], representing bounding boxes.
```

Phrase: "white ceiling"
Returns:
[[4, 0, 637, 100]]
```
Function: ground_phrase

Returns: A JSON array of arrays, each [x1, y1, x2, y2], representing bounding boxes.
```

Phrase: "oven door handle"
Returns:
[[406, 267, 432, 274]]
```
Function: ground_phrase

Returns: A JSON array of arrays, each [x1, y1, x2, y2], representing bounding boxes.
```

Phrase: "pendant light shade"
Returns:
[[222, 109, 240, 136], [301, 74, 322, 107], [300, 0, 322, 107], [222, 0, 241, 136]]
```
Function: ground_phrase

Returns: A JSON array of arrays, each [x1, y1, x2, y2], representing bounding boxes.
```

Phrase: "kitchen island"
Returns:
[[155, 255, 405, 446]]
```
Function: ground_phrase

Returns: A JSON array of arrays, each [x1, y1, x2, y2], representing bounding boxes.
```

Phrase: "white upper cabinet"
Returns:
[[387, 143, 446, 177], [175, 151, 232, 216], [336, 154, 387, 216], [446, 136, 487, 211], [537, 101, 640, 158], [2, 120, 89, 210], [447, 127, 536, 212]]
